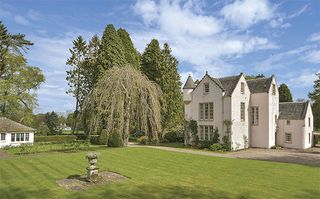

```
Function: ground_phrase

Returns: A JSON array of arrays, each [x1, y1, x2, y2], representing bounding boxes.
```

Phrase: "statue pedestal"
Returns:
[[87, 167, 99, 182]]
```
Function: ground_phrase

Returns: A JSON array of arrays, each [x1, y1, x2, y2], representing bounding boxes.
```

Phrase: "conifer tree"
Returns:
[[278, 83, 293, 102], [309, 73, 320, 130], [160, 43, 184, 132], [141, 39, 163, 84], [97, 24, 126, 73], [117, 28, 140, 70]]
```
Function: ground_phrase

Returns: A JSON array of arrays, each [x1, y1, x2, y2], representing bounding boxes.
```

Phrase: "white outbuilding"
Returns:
[[0, 117, 35, 148], [277, 101, 313, 149]]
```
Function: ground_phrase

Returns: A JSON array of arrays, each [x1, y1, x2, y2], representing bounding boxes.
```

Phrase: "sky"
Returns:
[[0, 0, 319, 114]]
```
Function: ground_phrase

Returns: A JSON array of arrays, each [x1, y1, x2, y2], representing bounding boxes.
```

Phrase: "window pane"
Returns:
[[26, 133, 29, 141], [199, 104, 204, 120], [11, 133, 15, 142], [204, 104, 209, 119], [209, 103, 214, 120], [205, 126, 209, 140], [241, 102, 245, 121], [21, 133, 24, 141], [1, 133, 5, 141], [241, 82, 245, 94]]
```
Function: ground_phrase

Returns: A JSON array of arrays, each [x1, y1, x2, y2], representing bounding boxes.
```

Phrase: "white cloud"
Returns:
[[304, 50, 320, 64], [133, 0, 277, 75], [285, 70, 319, 88], [14, 15, 30, 25], [309, 32, 320, 42], [221, 0, 274, 29]]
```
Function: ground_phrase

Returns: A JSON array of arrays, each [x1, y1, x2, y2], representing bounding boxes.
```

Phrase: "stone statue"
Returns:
[[86, 152, 99, 182]]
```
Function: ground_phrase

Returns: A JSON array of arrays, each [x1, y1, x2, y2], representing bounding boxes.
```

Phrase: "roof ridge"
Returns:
[[246, 76, 271, 81]]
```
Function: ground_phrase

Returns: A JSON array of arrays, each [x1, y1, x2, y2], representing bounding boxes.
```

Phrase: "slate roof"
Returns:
[[279, 101, 309, 120], [183, 75, 196, 89], [0, 117, 35, 133], [217, 74, 242, 96], [247, 76, 273, 93]]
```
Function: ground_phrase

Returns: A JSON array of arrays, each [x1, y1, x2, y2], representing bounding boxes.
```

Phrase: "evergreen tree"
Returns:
[[160, 43, 184, 132], [278, 83, 293, 102], [84, 35, 100, 88], [117, 28, 140, 70], [141, 39, 163, 84], [97, 24, 126, 73], [309, 73, 320, 130], [66, 36, 88, 133], [45, 111, 59, 134]]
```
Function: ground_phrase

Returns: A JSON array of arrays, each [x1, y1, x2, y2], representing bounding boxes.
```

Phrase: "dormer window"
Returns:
[[272, 84, 276, 95], [204, 83, 209, 93], [241, 82, 245, 94]]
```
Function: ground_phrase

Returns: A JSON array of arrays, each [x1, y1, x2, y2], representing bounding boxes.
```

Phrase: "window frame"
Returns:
[[240, 102, 245, 122], [272, 84, 276, 95], [285, 133, 292, 143], [241, 82, 245, 94], [11, 133, 15, 142], [308, 117, 311, 127], [25, 133, 29, 141], [199, 103, 214, 121], [0, 133, 5, 141], [204, 83, 209, 94], [251, 107, 259, 125]]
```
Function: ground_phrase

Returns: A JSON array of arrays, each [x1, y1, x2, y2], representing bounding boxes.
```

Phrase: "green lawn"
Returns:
[[0, 147, 319, 199]]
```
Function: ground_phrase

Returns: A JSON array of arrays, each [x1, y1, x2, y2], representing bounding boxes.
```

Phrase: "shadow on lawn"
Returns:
[[1, 186, 50, 199], [97, 184, 255, 199]]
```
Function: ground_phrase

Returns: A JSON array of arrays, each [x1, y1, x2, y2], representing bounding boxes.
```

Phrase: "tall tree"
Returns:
[[66, 36, 88, 133], [309, 73, 320, 130], [141, 39, 163, 84], [83, 35, 100, 88], [117, 28, 140, 70], [278, 83, 293, 102], [84, 67, 162, 146], [45, 111, 59, 134], [0, 21, 33, 78], [160, 43, 184, 132], [97, 24, 126, 73]]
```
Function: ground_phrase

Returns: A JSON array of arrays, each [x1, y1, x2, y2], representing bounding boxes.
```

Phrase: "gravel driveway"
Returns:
[[130, 144, 320, 167]]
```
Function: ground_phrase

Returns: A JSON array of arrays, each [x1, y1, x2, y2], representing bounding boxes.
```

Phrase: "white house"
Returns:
[[277, 101, 313, 149], [0, 117, 35, 148], [183, 72, 314, 150]]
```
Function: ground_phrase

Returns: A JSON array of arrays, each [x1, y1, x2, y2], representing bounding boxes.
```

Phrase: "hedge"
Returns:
[[34, 135, 77, 143]]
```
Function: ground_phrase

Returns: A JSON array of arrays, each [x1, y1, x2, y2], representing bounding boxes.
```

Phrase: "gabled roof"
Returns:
[[0, 117, 35, 133], [279, 101, 309, 120], [217, 73, 242, 96], [183, 75, 196, 89], [247, 76, 273, 93]]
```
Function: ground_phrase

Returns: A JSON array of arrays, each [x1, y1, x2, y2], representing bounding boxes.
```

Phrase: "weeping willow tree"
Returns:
[[83, 66, 162, 146]]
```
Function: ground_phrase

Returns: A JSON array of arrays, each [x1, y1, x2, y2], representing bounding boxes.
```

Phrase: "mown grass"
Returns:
[[0, 147, 319, 199]]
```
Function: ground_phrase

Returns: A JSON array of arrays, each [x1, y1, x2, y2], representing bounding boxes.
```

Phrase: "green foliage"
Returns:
[[278, 83, 293, 102], [309, 73, 320, 129], [210, 143, 224, 151], [97, 24, 127, 72], [223, 120, 232, 151], [137, 136, 148, 145], [117, 28, 140, 70], [212, 128, 220, 143], [84, 67, 162, 146], [45, 111, 59, 134], [108, 130, 124, 147], [89, 135, 100, 145], [36, 122, 50, 135], [198, 141, 215, 149], [163, 131, 184, 143], [99, 129, 109, 145], [309, 73, 320, 102], [34, 135, 77, 143]]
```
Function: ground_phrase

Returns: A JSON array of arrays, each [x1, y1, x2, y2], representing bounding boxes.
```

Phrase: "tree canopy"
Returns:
[[83, 66, 162, 146], [278, 83, 293, 102], [309, 73, 320, 130]]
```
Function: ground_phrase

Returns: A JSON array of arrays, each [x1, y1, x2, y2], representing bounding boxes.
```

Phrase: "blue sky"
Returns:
[[0, 0, 319, 113]]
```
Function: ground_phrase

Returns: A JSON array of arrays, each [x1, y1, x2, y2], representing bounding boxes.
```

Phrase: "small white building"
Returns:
[[0, 117, 35, 148], [183, 72, 314, 150], [277, 101, 313, 149]]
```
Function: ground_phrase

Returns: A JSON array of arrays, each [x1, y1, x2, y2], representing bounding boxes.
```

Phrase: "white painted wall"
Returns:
[[303, 102, 313, 149], [250, 93, 270, 148], [268, 77, 279, 148], [0, 132, 34, 148], [230, 75, 250, 150], [191, 75, 225, 138]]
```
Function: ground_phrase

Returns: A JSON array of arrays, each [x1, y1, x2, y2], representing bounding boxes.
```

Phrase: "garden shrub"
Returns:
[[163, 131, 184, 143], [137, 136, 148, 145], [108, 130, 123, 147], [212, 128, 220, 143], [198, 141, 215, 149], [90, 135, 100, 145], [99, 129, 109, 145], [150, 138, 159, 145], [222, 136, 231, 151], [210, 143, 224, 152], [34, 135, 77, 143]]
